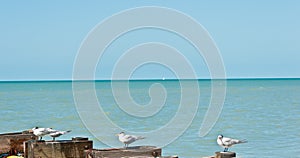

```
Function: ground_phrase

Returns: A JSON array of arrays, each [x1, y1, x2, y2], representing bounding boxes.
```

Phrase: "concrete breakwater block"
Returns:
[[24, 137, 93, 158], [85, 146, 162, 158]]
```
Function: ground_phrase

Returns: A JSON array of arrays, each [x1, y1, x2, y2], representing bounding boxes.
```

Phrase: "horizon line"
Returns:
[[0, 77, 299, 82]]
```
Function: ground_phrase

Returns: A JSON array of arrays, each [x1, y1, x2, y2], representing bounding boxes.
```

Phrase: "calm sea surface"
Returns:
[[0, 79, 299, 158]]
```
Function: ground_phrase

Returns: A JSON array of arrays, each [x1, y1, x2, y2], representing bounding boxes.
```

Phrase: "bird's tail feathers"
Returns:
[[63, 130, 72, 134], [137, 136, 145, 140], [239, 139, 247, 143]]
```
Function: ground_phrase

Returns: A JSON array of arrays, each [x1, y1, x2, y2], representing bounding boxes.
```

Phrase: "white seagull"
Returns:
[[116, 132, 145, 148], [217, 135, 247, 152], [49, 130, 72, 141], [32, 127, 58, 140]]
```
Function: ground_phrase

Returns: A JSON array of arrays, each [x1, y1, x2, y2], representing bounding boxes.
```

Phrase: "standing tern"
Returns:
[[31, 127, 58, 140], [217, 135, 247, 152], [116, 132, 145, 148]]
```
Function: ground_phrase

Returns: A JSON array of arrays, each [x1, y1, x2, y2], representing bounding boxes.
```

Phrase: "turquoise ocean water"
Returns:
[[0, 79, 299, 157]]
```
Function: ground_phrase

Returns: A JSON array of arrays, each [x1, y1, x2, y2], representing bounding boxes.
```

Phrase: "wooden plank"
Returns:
[[85, 146, 162, 158]]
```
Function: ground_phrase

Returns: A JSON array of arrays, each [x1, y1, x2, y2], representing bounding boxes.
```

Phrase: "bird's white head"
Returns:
[[116, 132, 125, 137], [218, 135, 223, 139]]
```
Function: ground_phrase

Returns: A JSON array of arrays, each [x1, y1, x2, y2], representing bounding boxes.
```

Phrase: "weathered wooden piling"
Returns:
[[24, 137, 92, 158], [0, 130, 37, 155], [203, 151, 237, 158], [1, 131, 180, 158], [84, 146, 162, 158], [215, 151, 236, 158]]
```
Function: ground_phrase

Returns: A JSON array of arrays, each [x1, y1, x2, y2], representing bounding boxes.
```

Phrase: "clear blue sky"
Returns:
[[1, 1, 299, 80]]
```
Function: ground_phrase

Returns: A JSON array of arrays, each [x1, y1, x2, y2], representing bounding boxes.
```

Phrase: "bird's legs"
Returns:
[[52, 137, 55, 141], [124, 144, 129, 149], [223, 148, 228, 152]]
